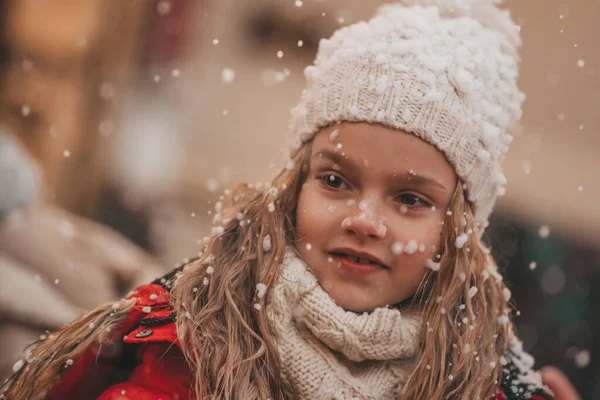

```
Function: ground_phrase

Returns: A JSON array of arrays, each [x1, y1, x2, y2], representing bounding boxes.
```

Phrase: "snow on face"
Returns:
[[295, 123, 457, 312], [341, 199, 387, 237], [426, 259, 441, 271]]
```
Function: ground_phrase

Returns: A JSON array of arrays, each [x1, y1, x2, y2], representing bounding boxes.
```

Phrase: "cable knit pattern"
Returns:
[[266, 248, 422, 399]]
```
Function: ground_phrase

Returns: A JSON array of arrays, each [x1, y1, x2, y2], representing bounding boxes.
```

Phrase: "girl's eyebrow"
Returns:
[[312, 150, 346, 165], [312, 149, 448, 193], [312, 150, 361, 176], [403, 173, 448, 193]]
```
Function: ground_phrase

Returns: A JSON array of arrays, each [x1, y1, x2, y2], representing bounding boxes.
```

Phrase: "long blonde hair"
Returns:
[[401, 183, 513, 399], [172, 140, 514, 399], [4, 138, 514, 400]]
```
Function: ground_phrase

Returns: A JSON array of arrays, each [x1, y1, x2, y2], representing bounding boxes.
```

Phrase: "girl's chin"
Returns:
[[321, 285, 393, 313], [337, 301, 385, 313]]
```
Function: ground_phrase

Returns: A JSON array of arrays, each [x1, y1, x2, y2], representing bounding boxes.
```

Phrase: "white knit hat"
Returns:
[[289, 0, 525, 226]]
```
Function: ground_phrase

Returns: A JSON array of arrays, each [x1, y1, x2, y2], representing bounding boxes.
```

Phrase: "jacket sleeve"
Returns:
[[96, 342, 190, 400], [49, 283, 178, 400], [494, 337, 554, 400]]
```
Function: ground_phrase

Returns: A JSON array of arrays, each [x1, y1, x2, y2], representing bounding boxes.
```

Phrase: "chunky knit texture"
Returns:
[[289, 0, 525, 226], [266, 248, 422, 399]]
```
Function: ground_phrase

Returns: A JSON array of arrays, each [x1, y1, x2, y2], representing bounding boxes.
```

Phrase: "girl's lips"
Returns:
[[330, 253, 386, 276]]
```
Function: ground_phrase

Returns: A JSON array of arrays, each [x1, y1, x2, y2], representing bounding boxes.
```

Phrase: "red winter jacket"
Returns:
[[46, 279, 552, 400]]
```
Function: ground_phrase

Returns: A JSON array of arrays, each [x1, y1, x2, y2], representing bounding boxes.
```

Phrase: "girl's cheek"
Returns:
[[314, 188, 355, 214], [391, 221, 442, 256], [323, 196, 358, 214]]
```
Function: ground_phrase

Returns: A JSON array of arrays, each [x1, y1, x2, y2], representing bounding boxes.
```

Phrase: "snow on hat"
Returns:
[[289, 0, 525, 227], [0, 132, 41, 221]]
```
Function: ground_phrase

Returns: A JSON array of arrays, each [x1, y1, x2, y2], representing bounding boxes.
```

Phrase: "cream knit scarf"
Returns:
[[266, 249, 423, 399]]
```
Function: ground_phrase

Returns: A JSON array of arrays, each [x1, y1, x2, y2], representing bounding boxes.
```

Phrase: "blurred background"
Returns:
[[0, 0, 598, 396]]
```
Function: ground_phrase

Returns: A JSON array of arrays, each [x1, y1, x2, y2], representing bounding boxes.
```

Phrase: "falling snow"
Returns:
[[0, 4, 591, 397], [426, 259, 441, 271], [468, 286, 478, 299], [329, 129, 340, 142], [574, 349, 590, 368], [538, 225, 550, 238], [12, 359, 24, 373], [221, 68, 235, 84], [392, 241, 404, 255], [405, 240, 418, 254], [256, 283, 268, 298], [528, 261, 537, 270], [206, 178, 219, 192], [263, 235, 272, 252], [455, 234, 468, 248]]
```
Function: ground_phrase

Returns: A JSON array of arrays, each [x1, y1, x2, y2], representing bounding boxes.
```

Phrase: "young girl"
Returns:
[[4, 1, 556, 399]]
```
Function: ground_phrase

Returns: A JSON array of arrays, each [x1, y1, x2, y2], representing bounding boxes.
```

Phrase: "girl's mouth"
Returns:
[[329, 252, 388, 276]]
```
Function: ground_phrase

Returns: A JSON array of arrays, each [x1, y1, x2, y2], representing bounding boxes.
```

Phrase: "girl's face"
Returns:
[[295, 122, 457, 312]]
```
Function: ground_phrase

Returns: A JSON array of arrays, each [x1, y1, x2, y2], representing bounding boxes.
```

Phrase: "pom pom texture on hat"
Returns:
[[289, 0, 525, 226]]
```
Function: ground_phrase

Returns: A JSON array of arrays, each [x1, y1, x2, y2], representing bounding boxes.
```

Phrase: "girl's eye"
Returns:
[[397, 193, 431, 208], [319, 174, 348, 190]]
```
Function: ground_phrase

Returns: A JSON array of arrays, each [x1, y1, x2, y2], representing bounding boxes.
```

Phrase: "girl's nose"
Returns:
[[341, 200, 387, 239]]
